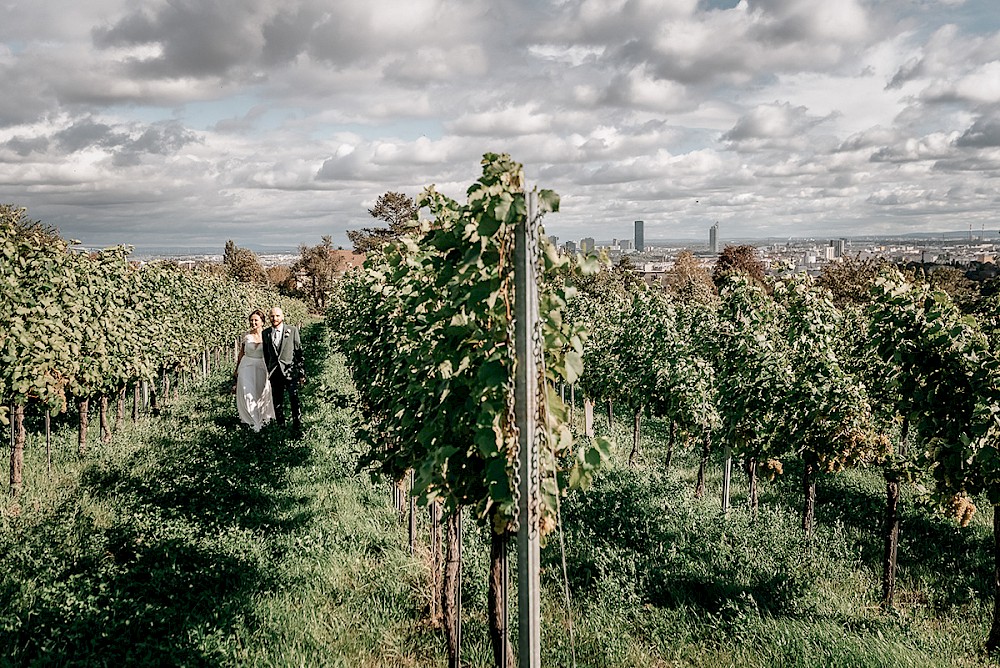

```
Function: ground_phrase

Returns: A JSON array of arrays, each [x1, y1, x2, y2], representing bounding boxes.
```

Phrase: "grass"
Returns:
[[0, 322, 996, 666]]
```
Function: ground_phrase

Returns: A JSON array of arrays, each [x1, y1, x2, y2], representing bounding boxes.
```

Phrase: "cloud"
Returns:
[[2, 0, 999, 248], [956, 110, 1000, 147], [721, 101, 832, 151]]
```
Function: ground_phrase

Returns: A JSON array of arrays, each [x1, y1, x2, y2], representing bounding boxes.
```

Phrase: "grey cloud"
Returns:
[[933, 155, 1000, 172], [93, 0, 273, 79], [956, 113, 1000, 147], [132, 122, 200, 154], [3, 136, 50, 157], [55, 119, 118, 152], [315, 152, 373, 182], [886, 57, 923, 90], [51, 118, 199, 162], [721, 102, 831, 152], [260, 6, 319, 67], [836, 127, 899, 152]]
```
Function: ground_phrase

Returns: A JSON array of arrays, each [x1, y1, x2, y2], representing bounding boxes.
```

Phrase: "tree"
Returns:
[[818, 254, 890, 308], [347, 191, 418, 254], [2, 204, 62, 244], [713, 244, 766, 288], [222, 240, 267, 284], [292, 236, 342, 311], [927, 265, 980, 313], [663, 250, 718, 304], [266, 265, 296, 294]]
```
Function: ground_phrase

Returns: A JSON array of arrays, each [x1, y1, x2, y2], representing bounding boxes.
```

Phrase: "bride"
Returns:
[[233, 309, 276, 431]]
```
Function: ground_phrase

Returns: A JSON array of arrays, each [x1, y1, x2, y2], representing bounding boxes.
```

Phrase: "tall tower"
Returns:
[[634, 220, 644, 253], [709, 222, 719, 254]]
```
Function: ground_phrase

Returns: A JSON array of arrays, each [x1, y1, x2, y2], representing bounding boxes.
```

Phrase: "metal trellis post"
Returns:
[[515, 189, 541, 668]]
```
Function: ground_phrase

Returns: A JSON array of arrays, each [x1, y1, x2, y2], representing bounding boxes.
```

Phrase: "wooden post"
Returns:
[[515, 189, 541, 668]]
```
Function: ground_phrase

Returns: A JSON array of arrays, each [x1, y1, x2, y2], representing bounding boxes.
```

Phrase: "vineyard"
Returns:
[[1, 204, 307, 491], [3, 155, 1000, 666]]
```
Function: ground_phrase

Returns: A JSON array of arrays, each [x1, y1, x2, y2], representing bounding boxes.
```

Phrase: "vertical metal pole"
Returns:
[[45, 411, 51, 475], [722, 445, 732, 514], [456, 510, 462, 666], [500, 539, 510, 668], [430, 502, 440, 622], [515, 190, 541, 668], [570, 384, 575, 429], [408, 469, 416, 555]]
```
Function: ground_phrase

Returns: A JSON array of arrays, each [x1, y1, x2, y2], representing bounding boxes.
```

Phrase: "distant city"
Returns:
[[548, 220, 1000, 284], [99, 223, 1000, 277]]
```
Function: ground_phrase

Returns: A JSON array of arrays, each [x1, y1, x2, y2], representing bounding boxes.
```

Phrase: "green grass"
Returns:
[[1, 323, 997, 666]]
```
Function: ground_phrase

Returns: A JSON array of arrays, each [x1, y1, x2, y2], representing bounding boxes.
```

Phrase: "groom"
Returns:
[[263, 306, 304, 435]]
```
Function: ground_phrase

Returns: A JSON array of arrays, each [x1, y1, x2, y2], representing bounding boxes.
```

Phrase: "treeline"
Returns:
[[1, 204, 308, 492]]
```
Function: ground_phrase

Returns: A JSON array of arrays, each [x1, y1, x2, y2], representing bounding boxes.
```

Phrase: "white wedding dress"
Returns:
[[236, 335, 276, 432]]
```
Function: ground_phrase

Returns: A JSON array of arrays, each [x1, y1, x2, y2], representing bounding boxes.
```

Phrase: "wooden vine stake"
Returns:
[[515, 189, 541, 668]]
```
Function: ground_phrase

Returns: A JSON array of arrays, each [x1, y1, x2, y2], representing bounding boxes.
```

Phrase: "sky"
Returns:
[[1, 0, 999, 252]]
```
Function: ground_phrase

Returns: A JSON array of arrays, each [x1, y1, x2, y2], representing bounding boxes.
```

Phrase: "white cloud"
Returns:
[[1, 0, 999, 248]]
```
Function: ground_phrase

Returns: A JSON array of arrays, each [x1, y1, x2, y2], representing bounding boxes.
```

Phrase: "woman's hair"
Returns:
[[248, 309, 266, 324]]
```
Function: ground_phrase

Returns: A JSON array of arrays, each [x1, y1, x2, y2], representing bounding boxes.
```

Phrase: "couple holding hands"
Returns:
[[234, 307, 304, 435]]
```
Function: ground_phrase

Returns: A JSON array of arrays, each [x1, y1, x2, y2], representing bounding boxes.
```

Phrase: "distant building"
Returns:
[[635, 220, 644, 252], [709, 222, 719, 254], [548, 235, 559, 247], [830, 239, 846, 258], [822, 246, 836, 261], [564, 240, 577, 254], [580, 237, 596, 253], [620, 239, 634, 251]]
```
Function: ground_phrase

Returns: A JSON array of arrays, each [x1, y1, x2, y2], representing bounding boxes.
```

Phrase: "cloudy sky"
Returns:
[[1, 0, 999, 251]]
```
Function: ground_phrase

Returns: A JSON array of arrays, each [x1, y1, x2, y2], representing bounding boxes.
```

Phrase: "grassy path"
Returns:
[[0, 323, 444, 666]]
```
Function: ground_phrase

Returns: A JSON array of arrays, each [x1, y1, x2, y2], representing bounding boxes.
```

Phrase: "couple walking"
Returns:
[[234, 307, 304, 435]]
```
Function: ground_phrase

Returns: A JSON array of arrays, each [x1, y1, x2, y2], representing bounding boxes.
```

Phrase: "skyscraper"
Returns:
[[709, 222, 719, 254], [635, 220, 644, 252]]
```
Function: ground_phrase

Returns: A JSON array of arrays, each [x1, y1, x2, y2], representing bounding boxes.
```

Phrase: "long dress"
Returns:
[[236, 335, 276, 431]]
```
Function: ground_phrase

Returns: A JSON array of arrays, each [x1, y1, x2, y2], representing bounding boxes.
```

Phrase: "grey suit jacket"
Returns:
[[262, 324, 303, 381]]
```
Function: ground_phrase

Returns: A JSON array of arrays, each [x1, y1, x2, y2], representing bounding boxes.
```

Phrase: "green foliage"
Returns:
[[1, 324, 995, 667], [328, 153, 606, 535], [869, 268, 1000, 509], [347, 191, 419, 254], [292, 236, 343, 311], [771, 274, 880, 475], [222, 239, 268, 284], [0, 208, 307, 424], [714, 274, 789, 463], [713, 244, 766, 288]]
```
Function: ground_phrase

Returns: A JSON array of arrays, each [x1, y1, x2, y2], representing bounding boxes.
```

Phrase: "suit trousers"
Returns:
[[271, 374, 301, 428]]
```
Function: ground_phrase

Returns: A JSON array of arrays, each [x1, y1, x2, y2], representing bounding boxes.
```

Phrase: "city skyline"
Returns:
[[2, 1, 998, 250]]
